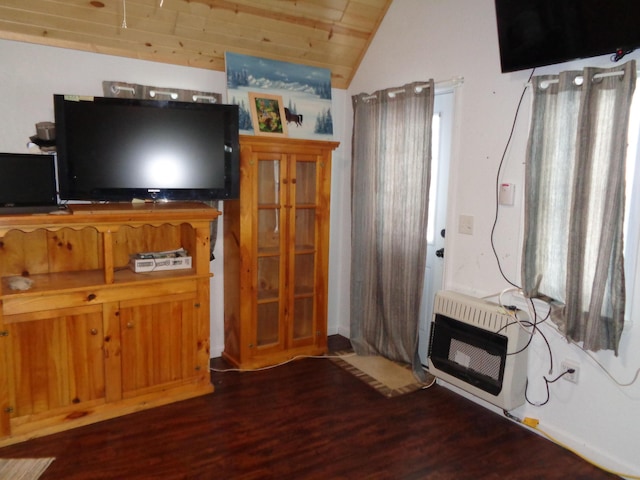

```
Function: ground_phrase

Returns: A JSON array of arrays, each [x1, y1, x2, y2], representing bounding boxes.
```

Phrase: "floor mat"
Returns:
[[331, 350, 435, 397], [0, 457, 55, 480]]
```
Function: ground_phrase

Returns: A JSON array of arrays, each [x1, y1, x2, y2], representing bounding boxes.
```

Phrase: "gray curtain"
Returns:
[[350, 81, 434, 381], [522, 61, 636, 354]]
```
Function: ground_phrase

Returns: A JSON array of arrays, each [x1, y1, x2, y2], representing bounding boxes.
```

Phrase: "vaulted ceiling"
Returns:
[[0, 0, 393, 89]]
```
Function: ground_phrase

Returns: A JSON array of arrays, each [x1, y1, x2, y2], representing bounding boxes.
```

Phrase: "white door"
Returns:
[[418, 91, 454, 366]]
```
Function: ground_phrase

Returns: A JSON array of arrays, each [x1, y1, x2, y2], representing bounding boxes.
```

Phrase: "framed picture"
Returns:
[[248, 92, 288, 137]]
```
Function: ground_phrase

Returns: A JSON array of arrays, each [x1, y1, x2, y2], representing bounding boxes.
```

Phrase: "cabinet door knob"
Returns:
[[90, 328, 98, 335], [126, 322, 134, 329]]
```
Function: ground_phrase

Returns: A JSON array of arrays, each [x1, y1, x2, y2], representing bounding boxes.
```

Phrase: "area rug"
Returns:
[[331, 351, 435, 398], [0, 457, 55, 480]]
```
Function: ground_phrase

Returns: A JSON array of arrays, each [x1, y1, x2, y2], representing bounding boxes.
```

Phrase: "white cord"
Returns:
[[210, 352, 356, 373], [485, 288, 640, 393], [488, 286, 535, 335], [545, 322, 640, 391]]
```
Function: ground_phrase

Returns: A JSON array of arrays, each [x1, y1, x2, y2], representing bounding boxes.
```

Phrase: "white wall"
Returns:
[[346, 0, 640, 476], [0, 38, 346, 358]]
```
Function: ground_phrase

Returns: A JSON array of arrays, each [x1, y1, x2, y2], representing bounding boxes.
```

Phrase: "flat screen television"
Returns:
[[54, 94, 240, 202], [494, 0, 640, 73]]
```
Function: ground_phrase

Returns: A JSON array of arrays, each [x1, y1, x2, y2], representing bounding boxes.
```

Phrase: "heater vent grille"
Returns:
[[434, 292, 514, 333], [428, 290, 529, 410], [449, 339, 501, 381]]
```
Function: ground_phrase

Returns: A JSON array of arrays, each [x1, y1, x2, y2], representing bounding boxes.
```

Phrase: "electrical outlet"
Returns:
[[561, 360, 580, 384]]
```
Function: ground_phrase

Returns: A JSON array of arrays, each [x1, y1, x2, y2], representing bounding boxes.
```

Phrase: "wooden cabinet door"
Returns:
[[119, 290, 207, 398], [288, 152, 327, 349], [4, 305, 105, 421], [253, 149, 330, 355], [254, 152, 288, 356]]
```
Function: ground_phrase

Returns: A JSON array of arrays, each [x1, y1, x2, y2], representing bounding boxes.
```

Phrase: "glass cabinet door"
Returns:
[[291, 158, 318, 343], [256, 157, 283, 347]]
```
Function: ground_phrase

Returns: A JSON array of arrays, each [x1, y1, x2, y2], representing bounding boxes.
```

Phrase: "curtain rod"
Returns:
[[436, 75, 465, 92], [525, 69, 640, 88], [361, 76, 464, 100]]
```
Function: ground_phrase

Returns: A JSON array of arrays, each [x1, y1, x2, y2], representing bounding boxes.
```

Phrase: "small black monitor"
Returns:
[[0, 153, 57, 210]]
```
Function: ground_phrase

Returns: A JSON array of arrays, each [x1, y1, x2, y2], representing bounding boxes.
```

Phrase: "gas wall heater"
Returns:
[[427, 290, 530, 410]]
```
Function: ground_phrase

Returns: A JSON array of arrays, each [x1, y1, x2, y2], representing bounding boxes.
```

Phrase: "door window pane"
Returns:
[[257, 302, 279, 346], [296, 161, 316, 205], [257, 256, 279, 300], [258, 209, 280, 254], [258, 160, 280, 205], [295, 209, 315, 250], [293, 297, 314, 340], [294, 253, 314, 295]]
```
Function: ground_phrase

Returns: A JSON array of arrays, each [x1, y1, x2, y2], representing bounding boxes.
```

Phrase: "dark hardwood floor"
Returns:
[[0, 336, 616, 479]]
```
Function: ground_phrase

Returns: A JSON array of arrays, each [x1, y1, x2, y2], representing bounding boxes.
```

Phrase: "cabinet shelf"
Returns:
[[113, 267, 201, 283], [258, 247, 280, 256], [257, 291, 279, 302], [0, 268, 205, 298], [1, 270, 105, 297], [294, 286, 314, 296]]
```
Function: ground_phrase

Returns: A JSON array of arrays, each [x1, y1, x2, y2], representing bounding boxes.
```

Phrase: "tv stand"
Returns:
[[0, 202, 219, 447]]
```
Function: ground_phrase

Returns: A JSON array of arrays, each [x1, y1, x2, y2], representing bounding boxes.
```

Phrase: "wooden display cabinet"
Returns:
[[0, 202, 219, 447], [223, 136, 339, 369]]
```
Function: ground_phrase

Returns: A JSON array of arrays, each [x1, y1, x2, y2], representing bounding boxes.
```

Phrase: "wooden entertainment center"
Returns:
[[0, 202, 219, 447]]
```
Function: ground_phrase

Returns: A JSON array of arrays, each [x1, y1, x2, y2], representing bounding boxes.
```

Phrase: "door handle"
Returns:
[[435, 248, 444, 258]]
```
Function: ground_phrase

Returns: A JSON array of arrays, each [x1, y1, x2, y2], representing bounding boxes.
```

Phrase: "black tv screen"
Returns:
[[495, 0, 640, 73], [54, 95, 239, 202]]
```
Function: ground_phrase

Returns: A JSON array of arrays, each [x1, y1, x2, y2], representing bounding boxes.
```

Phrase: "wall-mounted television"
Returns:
[[54, 94, 240, 202], [494, 0, 640, 73]]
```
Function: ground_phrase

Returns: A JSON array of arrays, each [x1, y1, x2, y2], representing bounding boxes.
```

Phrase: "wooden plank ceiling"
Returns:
[[0, 0, 392, 89]]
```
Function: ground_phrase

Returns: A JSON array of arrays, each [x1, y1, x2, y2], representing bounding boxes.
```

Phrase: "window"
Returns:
[[522, 63, 636, 353], [624, 82, 640, 322]]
